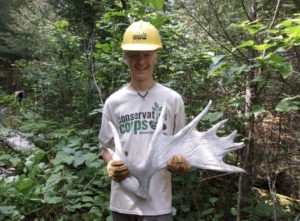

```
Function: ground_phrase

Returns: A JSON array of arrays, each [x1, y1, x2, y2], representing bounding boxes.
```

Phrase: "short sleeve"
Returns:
[[173, 96, 186, 134], [98, 102, 115, 156]]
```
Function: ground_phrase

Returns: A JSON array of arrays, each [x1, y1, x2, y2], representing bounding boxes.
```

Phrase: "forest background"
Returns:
[[0, 0, 299, 220]]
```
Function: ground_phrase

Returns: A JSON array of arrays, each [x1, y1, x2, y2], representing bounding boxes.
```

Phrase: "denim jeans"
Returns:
[[112, 211, 173, 221]]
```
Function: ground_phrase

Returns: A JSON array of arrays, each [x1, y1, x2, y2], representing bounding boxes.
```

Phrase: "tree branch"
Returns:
[[268, 0, 281, 30], [240, 0, 252, 21], [179, 2, 247, 61], [208, 0, 247, 59], [259, 0, 281, 71], [88, 27, 103, 104]]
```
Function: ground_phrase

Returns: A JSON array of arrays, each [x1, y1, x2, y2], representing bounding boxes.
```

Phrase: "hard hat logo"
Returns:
[[121, 20, 163, 51], [133, 33, 147, 40]]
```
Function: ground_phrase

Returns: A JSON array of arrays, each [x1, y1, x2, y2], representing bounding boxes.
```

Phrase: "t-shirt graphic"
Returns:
[[118, 102, 167, 135]]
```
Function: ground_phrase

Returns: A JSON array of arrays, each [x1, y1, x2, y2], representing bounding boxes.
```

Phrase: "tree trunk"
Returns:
[[5, 67, 14, 94], [236, 1, 257, 220]]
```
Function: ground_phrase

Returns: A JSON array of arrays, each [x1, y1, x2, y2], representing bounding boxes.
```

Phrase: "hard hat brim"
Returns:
[[121, 43, 162, 51]]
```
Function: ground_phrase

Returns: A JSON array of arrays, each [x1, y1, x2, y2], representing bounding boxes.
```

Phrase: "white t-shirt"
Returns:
[[98, 82, 185, 216]]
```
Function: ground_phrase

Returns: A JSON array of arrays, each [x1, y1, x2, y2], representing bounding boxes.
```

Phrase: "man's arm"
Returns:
[[101, 148, 112, 163], [167, 96, 191, 175]]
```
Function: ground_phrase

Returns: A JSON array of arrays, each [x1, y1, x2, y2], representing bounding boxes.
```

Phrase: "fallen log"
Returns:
[[2, 134, 36, 152]]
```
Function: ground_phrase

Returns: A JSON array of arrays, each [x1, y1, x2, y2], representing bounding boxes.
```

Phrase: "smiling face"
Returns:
[[124, 51, 158, 83]]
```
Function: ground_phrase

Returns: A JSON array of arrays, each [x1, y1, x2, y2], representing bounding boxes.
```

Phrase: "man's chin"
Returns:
[[133, 71, 150, 77]]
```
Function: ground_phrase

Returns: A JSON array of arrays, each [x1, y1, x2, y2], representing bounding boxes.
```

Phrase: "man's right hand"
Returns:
[[107, 160, 130, 182]]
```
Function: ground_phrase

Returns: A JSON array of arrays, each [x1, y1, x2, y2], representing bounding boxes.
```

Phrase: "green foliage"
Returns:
[[275, 96, 300, 112], [209, 14, 300, 117], [0, 0, 25, 60], [172, 171, 238, 221], [1, 0, 299, 220], [0, 93, 15, 106], [13, 18, 92, 120], [241, 194, 295, 221], [0, 121, 110, 220]]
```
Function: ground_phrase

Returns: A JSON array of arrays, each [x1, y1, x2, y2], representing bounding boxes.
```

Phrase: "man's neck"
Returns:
[[130, 79, 155, 91]]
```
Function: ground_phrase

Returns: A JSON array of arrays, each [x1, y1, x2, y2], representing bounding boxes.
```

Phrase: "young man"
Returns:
[[99, 20, 190, 221]]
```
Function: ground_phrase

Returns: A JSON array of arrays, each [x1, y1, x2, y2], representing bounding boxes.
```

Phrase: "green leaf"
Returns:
[[66, 189, 79, 197], [141, 0, 148, 5], [83, 152, 100, 168], [81, 196, 94, 202], [181, 204, 190, 212], [253, 43, 275, 51], [263, 53, 293, 79], [83, 153, 97, 162], [223, 64, 247, 84], [247, 27, 261, 34], [51, 152, 65, 165], [95, 43, 111, 53], [279, 62, 293, 79], [208, 61, 226, 77], [150, 16, 167, 28], [212, 55, 225, 65], [238, 40, 254, 48], [265, 53, 284, 63], [23, 111, 35, 119], [52, 152, 75, 165], [78, 129, 93, 136], [67, 137, 81, 147], [200, 208, 215, 216], [90, 206, 103, 218], [89, 108, 103, 116], [63, 147, 75, 154], [16, 178, 35, 192], [245, 20, 265, 34], [251, 104, 266, 118], [250, 76, 267, 83], [69, 203, 82, 209], [44, 194, 63, 204], [73, 155, 85, 167], [85, 160, 101, 168], [208, 55, 227, 76], [230, 207, 237, 216], [9, 156, 21, 167], [46, 173, 63, 187], [275, 96, 300, 112], [278, 20, 292, 28], [203, 112, 223, 123], [54, 20, 69, 29], [63, 155, 75, 165], [150, 0, 165, 10], [229, 97, 245, 108], [284, 25, 300, 38], [209, 197, 219, 204]]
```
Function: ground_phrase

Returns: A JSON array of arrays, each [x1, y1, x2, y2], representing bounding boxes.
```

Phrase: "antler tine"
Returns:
[[174, 100, 212, 139], [106, 100, 246, 199], [218, 128, 244, 146], [190, 100, 212, 127], [224, 141, 245, 153], [223, 130, 241, 144], [148, 103, 167, 153], [208, 119, 228, 134], [224, 130, 237, 141], [108, 121, 126, 161]]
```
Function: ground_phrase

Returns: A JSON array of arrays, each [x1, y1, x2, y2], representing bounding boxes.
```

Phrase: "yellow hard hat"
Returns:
[[121, 20, 163, 51]]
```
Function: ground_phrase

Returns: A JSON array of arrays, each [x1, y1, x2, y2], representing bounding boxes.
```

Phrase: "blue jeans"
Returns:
[[112, 211, 173, 221]]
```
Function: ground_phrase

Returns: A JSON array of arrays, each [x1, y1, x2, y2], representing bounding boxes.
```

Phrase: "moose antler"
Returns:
[[109, 100, 245, 199]]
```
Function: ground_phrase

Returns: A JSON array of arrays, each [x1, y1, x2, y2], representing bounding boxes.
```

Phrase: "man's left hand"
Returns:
[[167, 154, 191, 175]]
